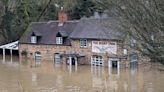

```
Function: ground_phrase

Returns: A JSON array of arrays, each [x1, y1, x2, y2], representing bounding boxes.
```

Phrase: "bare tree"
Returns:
[[98, 0, 164, 64]]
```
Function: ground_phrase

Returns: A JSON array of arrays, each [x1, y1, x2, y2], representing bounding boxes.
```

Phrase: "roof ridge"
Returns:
[[31, 20, 79, 24]]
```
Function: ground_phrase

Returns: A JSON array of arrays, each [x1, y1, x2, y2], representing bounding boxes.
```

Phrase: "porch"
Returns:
[[54, 53, 85, 67]]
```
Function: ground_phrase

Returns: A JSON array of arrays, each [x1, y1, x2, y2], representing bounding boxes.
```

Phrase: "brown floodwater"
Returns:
[[0, 55, 164, 92]]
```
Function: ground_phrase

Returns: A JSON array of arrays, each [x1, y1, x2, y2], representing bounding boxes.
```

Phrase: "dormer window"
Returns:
[[31, 32, 42, 44], [31, 36, 37, 43], [56, 37, 63, 44]]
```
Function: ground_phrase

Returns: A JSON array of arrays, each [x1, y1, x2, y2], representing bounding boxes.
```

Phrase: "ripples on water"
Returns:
[[0, 55, 164, 92]]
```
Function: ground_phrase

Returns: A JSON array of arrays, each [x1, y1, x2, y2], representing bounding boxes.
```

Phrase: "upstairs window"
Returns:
[[56, 37, 63, 44], [80, 39, 87, 48], [123, 49, 128, 55], [31, 36, 37, 43]]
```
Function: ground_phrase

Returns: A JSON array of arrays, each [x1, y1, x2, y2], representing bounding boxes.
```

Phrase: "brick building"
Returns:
[[19, 9, 144, 68]]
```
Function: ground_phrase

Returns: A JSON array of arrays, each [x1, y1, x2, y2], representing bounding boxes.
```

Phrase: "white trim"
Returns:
[[56, 37, 63, 44], [108, 58, 120, 75], [55, 53, 61, 64], [31, 36, 37, 43], [123, 49, 128, 55], [0, 41, 18, 50], [91, 55, 104, 66]]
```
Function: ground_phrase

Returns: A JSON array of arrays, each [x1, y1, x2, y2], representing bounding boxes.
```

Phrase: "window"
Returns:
[[56, 37, 63, 44], [91, 56, 103, 66], [123, 49, 128, 55], [35, 51, 41, 65], [130, 53, 138, 62], [80, 39, 87, 48], [31, 36, 37, 43], [55, 53, 61, 64]]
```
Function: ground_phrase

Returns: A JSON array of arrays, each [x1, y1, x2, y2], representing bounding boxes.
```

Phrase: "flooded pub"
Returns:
[[19, 8, 146, 69], [0, 8, 164, 92]]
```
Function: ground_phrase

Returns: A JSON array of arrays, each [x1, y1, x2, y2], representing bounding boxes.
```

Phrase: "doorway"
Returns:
[[108, 58, 120, 75], [67, 57, 78, 66], [108, 58, 120, 69], [112, 61, 118, 68], [71, 57, 76, 65]]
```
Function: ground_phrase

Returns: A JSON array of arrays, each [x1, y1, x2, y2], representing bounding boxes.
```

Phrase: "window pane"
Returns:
[[80, 39, 87, 47], [31, 36, 37, 43], [56, 37, 63, 44]]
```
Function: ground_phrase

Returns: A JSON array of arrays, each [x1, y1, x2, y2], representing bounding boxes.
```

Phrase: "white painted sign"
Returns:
[[92, 41, 117, 54]]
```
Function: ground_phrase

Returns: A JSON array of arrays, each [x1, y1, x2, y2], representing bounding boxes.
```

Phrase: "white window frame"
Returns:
[[55, 53, 61, 64], [80, 39, 87, 48], [56, 37, 63, 44], [91, 56, 103, 66], [31, 36, 37, 43], [35, 52, 41, 64], [123, 49, 128, 55]]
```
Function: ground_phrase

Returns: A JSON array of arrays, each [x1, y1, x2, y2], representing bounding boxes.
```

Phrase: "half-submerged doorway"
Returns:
[[108, 58, 120, 75], [67, 56, 78, 66]]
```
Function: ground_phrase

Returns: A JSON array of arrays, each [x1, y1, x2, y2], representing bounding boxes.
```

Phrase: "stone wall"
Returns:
[[19, 40, 123, 65]]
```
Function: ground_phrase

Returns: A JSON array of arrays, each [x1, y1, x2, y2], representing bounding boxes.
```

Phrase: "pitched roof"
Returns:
[[20, 18, 123, 45], [20, 21, 78, 45], [69, 18, 122, 40]]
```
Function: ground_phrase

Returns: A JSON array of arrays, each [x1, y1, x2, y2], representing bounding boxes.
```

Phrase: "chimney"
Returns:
[[58, 7, 68, 26]]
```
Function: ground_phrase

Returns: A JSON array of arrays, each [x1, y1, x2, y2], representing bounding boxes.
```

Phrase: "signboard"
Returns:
[[92, 41, 117, 54]]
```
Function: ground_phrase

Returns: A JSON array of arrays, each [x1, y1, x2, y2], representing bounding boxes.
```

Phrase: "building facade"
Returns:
[[19, 10, 147, 68]]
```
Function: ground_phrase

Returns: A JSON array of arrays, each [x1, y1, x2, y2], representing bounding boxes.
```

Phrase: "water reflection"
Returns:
[[0, 55, 164, 92]]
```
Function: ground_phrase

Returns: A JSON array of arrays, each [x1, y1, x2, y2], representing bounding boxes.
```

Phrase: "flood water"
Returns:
[[0, 55, 164, 92]]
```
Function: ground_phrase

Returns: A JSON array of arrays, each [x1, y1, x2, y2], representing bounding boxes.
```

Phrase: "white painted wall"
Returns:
[[92, 41, 117, 54]]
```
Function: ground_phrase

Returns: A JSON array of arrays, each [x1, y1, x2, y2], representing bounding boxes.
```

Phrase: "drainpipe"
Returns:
[[3, 48, 5, 63]]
